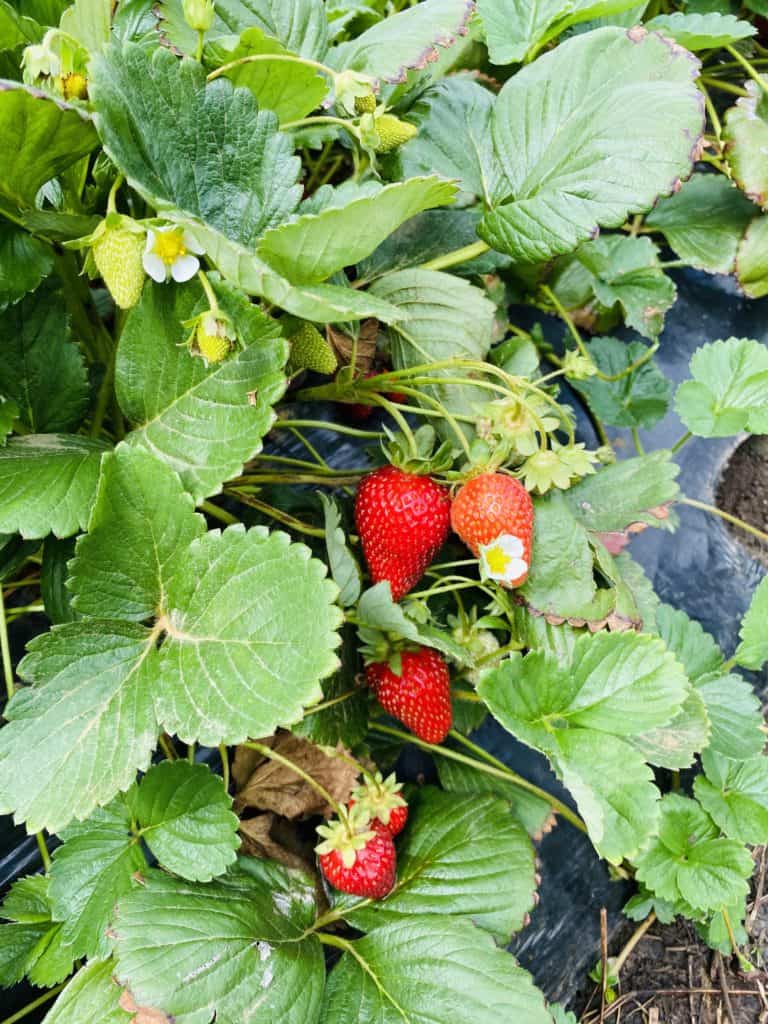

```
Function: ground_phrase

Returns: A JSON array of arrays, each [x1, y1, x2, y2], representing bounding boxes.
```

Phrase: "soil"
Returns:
[[716, 436, 768, 570], [576, 849, 768, 1023]]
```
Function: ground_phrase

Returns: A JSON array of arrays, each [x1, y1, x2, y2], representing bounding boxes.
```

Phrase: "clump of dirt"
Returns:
[[577, 850, 768, 1022], [716, 435, 768, 569]]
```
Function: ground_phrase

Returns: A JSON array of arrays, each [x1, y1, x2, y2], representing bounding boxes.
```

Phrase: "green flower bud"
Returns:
[[183, 0, 215, 32]]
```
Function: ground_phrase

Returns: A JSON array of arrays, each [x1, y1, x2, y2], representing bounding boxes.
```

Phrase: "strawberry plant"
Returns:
[[1, 0, 768, 1020]]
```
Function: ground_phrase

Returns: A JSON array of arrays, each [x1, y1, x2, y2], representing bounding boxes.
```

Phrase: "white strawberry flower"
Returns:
[[142, 226, 204, 283], [478, 533, 528, 586]]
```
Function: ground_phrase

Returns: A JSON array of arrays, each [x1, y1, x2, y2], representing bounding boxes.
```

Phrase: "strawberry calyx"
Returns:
[[315, 804, 376, 869], [350, 773, 406, 829], [381, 424, 455, 477]]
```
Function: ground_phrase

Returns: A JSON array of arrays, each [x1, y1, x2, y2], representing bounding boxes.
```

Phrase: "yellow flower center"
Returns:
[[153, 229, 186, 265], [484, 545, 512, 575]]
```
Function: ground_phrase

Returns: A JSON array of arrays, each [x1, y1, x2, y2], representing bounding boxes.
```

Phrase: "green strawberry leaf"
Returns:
[[480, 27, 704, 263], [319, 916, 553, 1024], [41, 536, 80, 625], [645, 172, 757, 274], [634, 793, 754, 913], [392, 77, 499, 202], [0, 285, 88, 433], [696, 749, 768, 845], [434, 751, 553, 838], [644, 11, 755, 48], [0, 2, 43, 49], [0, 222, 53, 308], [477, 0, 642, 64], [734, 575, 768, 670], [320, 494, 361, 608], [0, 80, 98, 213], [735, 213, 768, 298], [0, 620, 159, 833], [133, 760, 240, 882], [336, 787, 536, 943], [154, 525, 342, 746], [59, 0, 111, 53], [0, 875, 74, 988], [369, 267, 495, 434], [655, 604, 764, 759], [357, 582, 470, 665], [114, 863, 324, 1024], [0, 435, 110, 540], [629, 688, 710, 770], [478, 631, 691, 862], [70, 446, 206, 622], [329, 0, 474, 82], [207, 27, 328, 124], [725, 82, 768, 209], [555, 235, 675, 340], [49, 795, 147, 961], [116, 279, 287, 504], [257, 177, 458, 285], [675, 337, 768, 437], [41, 959, 131, 1024], [565, 451, 680, 533], [572, 336, 671, 429]]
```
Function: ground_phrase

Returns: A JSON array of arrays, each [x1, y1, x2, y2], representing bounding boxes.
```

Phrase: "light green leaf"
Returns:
[[369, 267, 495, 431], [320, 916, 553, 1024], [114, 864, 324, 1024], [644, 10, 755, 47], [556, 235, 675, 339], [736, 213, 768, 298], [155, 525, 342, 746], [573, 336, 671, 428], [519, 491, 597, 620], [629, 688, 710, 770], [42, 959, 131, 1024], [566, 451, 680, 533], [0, 1, 42, 50], [357, 582, 469, 665], [0, 620, 159, 832], [209, 27, 328, 124], [329, 0, 474, 83], [634, 793, 754, 913], [134, 760, 239, 882], [116, 279, 287, 503], [0, 435, 110, 540], [654, 604, 723, 682], [69, 446, 206, 622], [735, 575, 768, 670], [477, 0, 642, 64], [725, 82, 768, 209], [337, 788, 536, 942], [480, 28, 703, 263], [675, 337, 768, 437], [258, 178, 457, 285], [478, 631, 690, 862], [320, 494, 361, 608], [59, 0, 111, 53], [0, 875, 74, 988], [90, 44, 302, 250], [0, 81, 98, 211], [49, 796, 146, 961], [696, 749, 768, 844], [0, 222, 53, 308], [646, 172, 757, 275], [435, 753, 552, 838], [0, 285, 88, 432], [393, 77, 498, 201]]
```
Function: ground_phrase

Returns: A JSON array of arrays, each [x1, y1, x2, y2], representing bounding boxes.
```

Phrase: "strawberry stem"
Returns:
[[679, 496, 768, 547], [243, 740, 348, 821], [369, 723, 588, 834]]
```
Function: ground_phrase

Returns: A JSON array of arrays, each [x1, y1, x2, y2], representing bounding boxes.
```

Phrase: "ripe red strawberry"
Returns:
[[316, 818, 396, 899], [451, 473, 534, 588], [349, 772, 408, 836], [366, 647, 452, 743], [355, 466, 451, 600]]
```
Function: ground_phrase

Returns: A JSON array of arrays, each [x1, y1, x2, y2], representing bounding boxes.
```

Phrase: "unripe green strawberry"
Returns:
[[195, 313, 232, 364], [373, 114, 417, 153], [288, 323, 337, 375], [354, 92, 377, 115], [92, 226, 145, 310]]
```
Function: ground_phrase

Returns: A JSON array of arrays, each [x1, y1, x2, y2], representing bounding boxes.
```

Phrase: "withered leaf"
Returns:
[[239, 813, 314, 876], [119, 989, 172, 1024], [327, 319, 378, 371]]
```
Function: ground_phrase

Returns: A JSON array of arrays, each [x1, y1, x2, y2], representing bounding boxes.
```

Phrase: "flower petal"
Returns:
[[144, 229, 156, 253], [142, 252, 167, 283], [171, 254, 200, 282]]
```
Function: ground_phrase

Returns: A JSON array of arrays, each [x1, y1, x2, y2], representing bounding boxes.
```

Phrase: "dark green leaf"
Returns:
[[573, 336, 671, 428], [42, 959, 131, 1024], [725, 83, 768, 209], [0, 222, 53, 308]]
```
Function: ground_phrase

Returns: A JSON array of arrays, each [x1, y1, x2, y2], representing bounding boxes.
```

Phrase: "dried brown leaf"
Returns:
[[238, 813, 315, 875], [119, 989, 172, 1024], [327, 319, 378, 371], [234, 732, 359, 819]]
